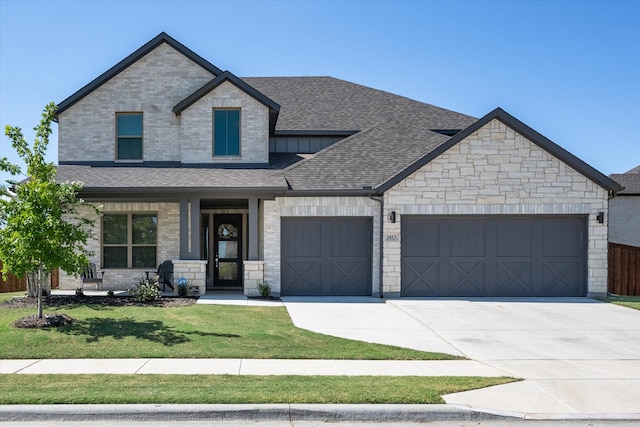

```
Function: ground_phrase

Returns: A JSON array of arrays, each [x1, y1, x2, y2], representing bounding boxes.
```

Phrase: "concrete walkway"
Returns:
[[3, 293, 639, 421]]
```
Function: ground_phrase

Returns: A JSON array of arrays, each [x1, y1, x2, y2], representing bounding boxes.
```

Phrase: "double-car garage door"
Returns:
[[402, 216, 587, 297]]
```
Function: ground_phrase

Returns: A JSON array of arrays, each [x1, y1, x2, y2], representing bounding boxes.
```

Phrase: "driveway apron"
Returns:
[[282, 297, 640, 415]]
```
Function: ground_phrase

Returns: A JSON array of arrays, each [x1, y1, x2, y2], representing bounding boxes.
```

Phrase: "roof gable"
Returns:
[[173, 71, 280, 134], [376, 107, 622, 193], [56, 32, 223, 117]]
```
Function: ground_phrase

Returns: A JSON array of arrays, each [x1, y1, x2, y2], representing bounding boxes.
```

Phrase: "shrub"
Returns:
[[129, 277, 161, 302], [107, 290, 114, 297], [257, 281, 271, 298]]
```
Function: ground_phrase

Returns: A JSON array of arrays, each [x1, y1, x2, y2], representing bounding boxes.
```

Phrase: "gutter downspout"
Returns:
[[368, 190, 384, 299]]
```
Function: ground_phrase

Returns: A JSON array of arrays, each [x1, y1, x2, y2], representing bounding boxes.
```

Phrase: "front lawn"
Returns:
[[601, 297, 640, 311], [0, 296, 458, 360], [0, 374, 516, 404]]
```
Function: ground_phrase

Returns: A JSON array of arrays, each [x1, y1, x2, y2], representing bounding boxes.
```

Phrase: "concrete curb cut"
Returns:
[[2, 404, 639, 422]]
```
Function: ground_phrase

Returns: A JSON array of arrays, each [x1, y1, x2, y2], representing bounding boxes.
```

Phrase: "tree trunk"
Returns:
[[37, 264, 43, 319]]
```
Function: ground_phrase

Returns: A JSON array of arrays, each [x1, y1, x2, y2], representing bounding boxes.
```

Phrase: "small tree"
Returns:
[[0, 102, 97, 318]]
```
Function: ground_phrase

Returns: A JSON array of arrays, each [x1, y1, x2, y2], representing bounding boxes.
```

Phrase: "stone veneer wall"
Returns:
[[243, 261, 265, 297], [173, 260, 207, 296], [57, 43, 215, 163], [262, 197, 381, 296], [383, 118, 609, 297], [58, 202, 180, 290]]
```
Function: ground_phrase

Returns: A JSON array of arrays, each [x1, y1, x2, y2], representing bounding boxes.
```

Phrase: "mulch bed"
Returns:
[[3, 295, 198, 329], [1, 295, 198, 309], [14, 313, 75, 329]]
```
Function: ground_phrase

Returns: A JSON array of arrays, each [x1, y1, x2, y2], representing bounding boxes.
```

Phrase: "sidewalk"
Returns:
[[1, 358, 506, 376]]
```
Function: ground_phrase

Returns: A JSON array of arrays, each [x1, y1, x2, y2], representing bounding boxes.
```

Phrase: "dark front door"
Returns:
[[213, 214, 243, 288]]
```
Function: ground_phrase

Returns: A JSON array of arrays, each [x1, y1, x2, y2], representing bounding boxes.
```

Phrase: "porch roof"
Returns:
[[55, 165, 288, 192]]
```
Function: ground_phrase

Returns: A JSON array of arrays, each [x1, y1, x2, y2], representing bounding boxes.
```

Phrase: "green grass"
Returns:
[[600, 297, 640, 311], [0, 298, 459, 360], [0, 374, 517, 404]]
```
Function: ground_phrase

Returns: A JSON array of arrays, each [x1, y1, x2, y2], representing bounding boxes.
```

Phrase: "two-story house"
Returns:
[[55, 32, 621, 298]]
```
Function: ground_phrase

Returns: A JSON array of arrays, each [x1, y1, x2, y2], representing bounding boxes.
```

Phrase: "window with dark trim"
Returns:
[[102, 213, 157, 268], [116, 113, 143, 160], [213, 109, 240, 156]]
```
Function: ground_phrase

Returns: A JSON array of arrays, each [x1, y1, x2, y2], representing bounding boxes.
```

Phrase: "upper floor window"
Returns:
[[116, 113, 143, 160], [102, 213, 157, 268], [213, 109, 240, 156]]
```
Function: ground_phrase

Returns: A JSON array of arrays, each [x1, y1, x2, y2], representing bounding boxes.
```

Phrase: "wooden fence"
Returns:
[[608, 242, 640, 296], [0, 260, 59, 293]]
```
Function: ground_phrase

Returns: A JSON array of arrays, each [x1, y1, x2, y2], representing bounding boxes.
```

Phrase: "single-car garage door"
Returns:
[[401, 216, 586, 297], [281, 217, 372, 296]]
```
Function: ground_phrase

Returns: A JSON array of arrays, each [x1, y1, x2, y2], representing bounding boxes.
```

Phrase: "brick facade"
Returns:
[[58, 43, 215, 163], [383, 119, 609, 296], [179, 81, 270, 164], [57, 43, 269, 166]]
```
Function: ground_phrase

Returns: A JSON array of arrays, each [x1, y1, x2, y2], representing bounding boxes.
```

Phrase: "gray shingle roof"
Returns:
[[56, 165, 287, 191], [610, 172, 640, 194], [243, 77, 477, 132], [281, 119, 450, 191]]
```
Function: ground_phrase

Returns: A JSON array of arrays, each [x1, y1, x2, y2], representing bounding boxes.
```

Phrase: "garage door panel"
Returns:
[[543, 220, 582, 257], [497, 221, 534, 257], [496, 260, 533, 294], [330, 221, 371, 257], [402, 258, 440, 296], [281, 260, 322, 296], [449, 221, 486, 257], [402, 220, 439, 257], [543, 259, 582, 294], [282, 218, 372, 296], [283, 221, 322, 257], [329, 259, 370, 295], [402, 216, 586, 297], [449, 260, 486, 294]]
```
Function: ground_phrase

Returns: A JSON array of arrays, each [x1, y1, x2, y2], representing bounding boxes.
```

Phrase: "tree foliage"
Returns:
[[0, 102, 98, 317]]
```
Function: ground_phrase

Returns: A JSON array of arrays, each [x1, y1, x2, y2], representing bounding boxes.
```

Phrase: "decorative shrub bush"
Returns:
[[257, 281, 272, 298], [129, 277, 161, 302]]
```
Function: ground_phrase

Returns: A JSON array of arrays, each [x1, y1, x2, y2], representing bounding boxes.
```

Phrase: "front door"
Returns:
[[213, 214, 243, 288]]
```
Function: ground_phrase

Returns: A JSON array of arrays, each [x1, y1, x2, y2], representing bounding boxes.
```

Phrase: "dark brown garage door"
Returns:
[[401, 216, 586, 297], [281, 217, 372, 296]]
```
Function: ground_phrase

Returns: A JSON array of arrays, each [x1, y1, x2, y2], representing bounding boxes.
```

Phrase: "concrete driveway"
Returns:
[[282, 297, 640, 416]]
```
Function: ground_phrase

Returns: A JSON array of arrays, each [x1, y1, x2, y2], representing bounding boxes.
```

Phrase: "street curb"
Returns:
[[0, 404, 521, 422], [2, 404, 638, 422]]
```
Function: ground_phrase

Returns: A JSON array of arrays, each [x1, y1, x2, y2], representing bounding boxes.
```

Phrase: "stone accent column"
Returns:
[[172, 260, 207, 296], [243, 260, 265, 297]]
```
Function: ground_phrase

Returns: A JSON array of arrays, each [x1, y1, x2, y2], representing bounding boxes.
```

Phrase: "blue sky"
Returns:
[[1, 0, 638, 185]]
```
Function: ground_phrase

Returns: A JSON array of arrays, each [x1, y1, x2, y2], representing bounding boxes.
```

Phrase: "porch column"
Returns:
[[179, 197, 201, 260], [248, 197, 259, 260]]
